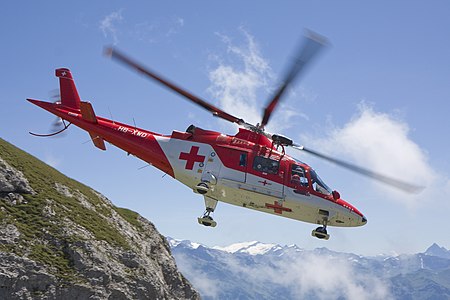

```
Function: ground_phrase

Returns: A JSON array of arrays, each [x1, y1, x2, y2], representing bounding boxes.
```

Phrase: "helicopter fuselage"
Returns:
[[29, 97, 367, 229]]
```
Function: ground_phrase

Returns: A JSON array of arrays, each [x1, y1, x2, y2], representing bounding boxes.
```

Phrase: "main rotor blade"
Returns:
[[105, 47, 246, 125], [292, 145, 424, 194], [261, 31, 327, 128]]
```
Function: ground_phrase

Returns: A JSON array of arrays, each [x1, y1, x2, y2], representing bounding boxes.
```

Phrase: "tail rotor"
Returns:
[[29, 88, 72, 137]]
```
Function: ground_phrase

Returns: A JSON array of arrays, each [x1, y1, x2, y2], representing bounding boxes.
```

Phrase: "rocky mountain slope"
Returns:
[[0, 138, 199, 300], [169, 238, 450, 300]]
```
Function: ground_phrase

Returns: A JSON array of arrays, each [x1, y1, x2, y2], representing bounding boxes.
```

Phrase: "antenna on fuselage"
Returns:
[[108, 106, 115, 124]]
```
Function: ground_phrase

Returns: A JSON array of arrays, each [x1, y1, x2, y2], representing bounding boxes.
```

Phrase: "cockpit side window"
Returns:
[[239, 153, 247, 167], [310, 169, 332, 195], [253, 156, 279, 174], [291, 164, 309, 187]]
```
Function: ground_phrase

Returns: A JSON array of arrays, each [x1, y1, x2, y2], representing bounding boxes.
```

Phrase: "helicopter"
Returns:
[[28, 32, 421, 240]]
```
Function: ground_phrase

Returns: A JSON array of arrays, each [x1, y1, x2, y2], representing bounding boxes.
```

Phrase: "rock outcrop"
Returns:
[[0, 138, 200, 299], [0, 157, 34, 195]]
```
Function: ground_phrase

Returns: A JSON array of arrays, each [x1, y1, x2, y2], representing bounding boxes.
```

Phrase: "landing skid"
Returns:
[[197, 215, 217, 227], [197, 196, 218, 227], [311, 227, 330, 240], [312, 218, 330, 240]]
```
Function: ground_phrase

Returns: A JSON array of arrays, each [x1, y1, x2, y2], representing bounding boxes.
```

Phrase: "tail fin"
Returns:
[[55, 68, 80, 110]]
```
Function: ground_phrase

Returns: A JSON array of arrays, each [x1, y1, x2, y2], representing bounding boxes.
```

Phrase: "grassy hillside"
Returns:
[[0, 138, 141, 278]]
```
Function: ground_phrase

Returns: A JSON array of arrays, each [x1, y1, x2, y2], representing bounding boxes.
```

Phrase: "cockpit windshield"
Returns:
[[310, 169, 332, 195]]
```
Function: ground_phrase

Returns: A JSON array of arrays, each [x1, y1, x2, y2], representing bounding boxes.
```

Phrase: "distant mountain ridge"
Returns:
[[168, 237, 450, 300], [213, 241, 283, 255], [425, 243, 450, 259]]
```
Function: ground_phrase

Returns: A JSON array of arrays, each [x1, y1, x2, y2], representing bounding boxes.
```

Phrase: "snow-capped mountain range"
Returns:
[[169, 239, 306, 256], [168, 238, 450, 300], [213, 241, 297, 255]]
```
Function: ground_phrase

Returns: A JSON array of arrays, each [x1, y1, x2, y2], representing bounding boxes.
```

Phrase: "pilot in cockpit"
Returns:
[[291, 165, 308, 187]]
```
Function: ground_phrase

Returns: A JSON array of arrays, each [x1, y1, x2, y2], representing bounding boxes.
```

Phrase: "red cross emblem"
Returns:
[[179, 146, 205, 170], [258, 180, 271, 186], [265, 201, 292, 214]]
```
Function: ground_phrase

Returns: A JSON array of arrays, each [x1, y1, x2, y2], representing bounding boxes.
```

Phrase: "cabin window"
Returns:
[[253, 156, 279, 174], [310, 169, 332, 195], [239, 153, 247, 167], [291, 164, 309, 187]]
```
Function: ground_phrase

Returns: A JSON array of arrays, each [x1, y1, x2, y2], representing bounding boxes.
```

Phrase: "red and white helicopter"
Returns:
[[28, 33, 421, 240]]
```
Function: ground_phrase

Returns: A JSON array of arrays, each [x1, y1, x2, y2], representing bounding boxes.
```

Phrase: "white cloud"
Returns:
[[206, 29, 445, 210], [174, 254, 221, 299], [99, 10, 123, 45], [177, 251, 391, 299], [306, 103, 440, 208], [207, 28, 302, 134], [277, 253, 390, 300]]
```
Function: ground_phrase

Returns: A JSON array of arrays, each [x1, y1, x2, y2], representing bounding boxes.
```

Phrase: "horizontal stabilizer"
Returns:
[[80, 101, 106, 150], [80, 101, 98, 123], [89, 133, 106, 150]]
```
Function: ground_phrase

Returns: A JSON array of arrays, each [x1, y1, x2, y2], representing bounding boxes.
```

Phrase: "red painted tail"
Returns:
[[56, 68, 80, 110]]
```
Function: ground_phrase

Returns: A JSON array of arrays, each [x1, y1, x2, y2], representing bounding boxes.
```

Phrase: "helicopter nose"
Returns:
[[362, 216, 367, 224]]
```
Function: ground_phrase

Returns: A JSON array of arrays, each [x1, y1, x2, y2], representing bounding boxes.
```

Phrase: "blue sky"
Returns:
[[1, 1, 450, 255]]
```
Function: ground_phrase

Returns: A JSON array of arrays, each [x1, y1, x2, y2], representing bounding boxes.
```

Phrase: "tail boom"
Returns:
[[27, 98, 174, 177]]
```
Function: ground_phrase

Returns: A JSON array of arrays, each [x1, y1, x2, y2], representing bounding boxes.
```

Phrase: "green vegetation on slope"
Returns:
[[0, 138, 142, 278]]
